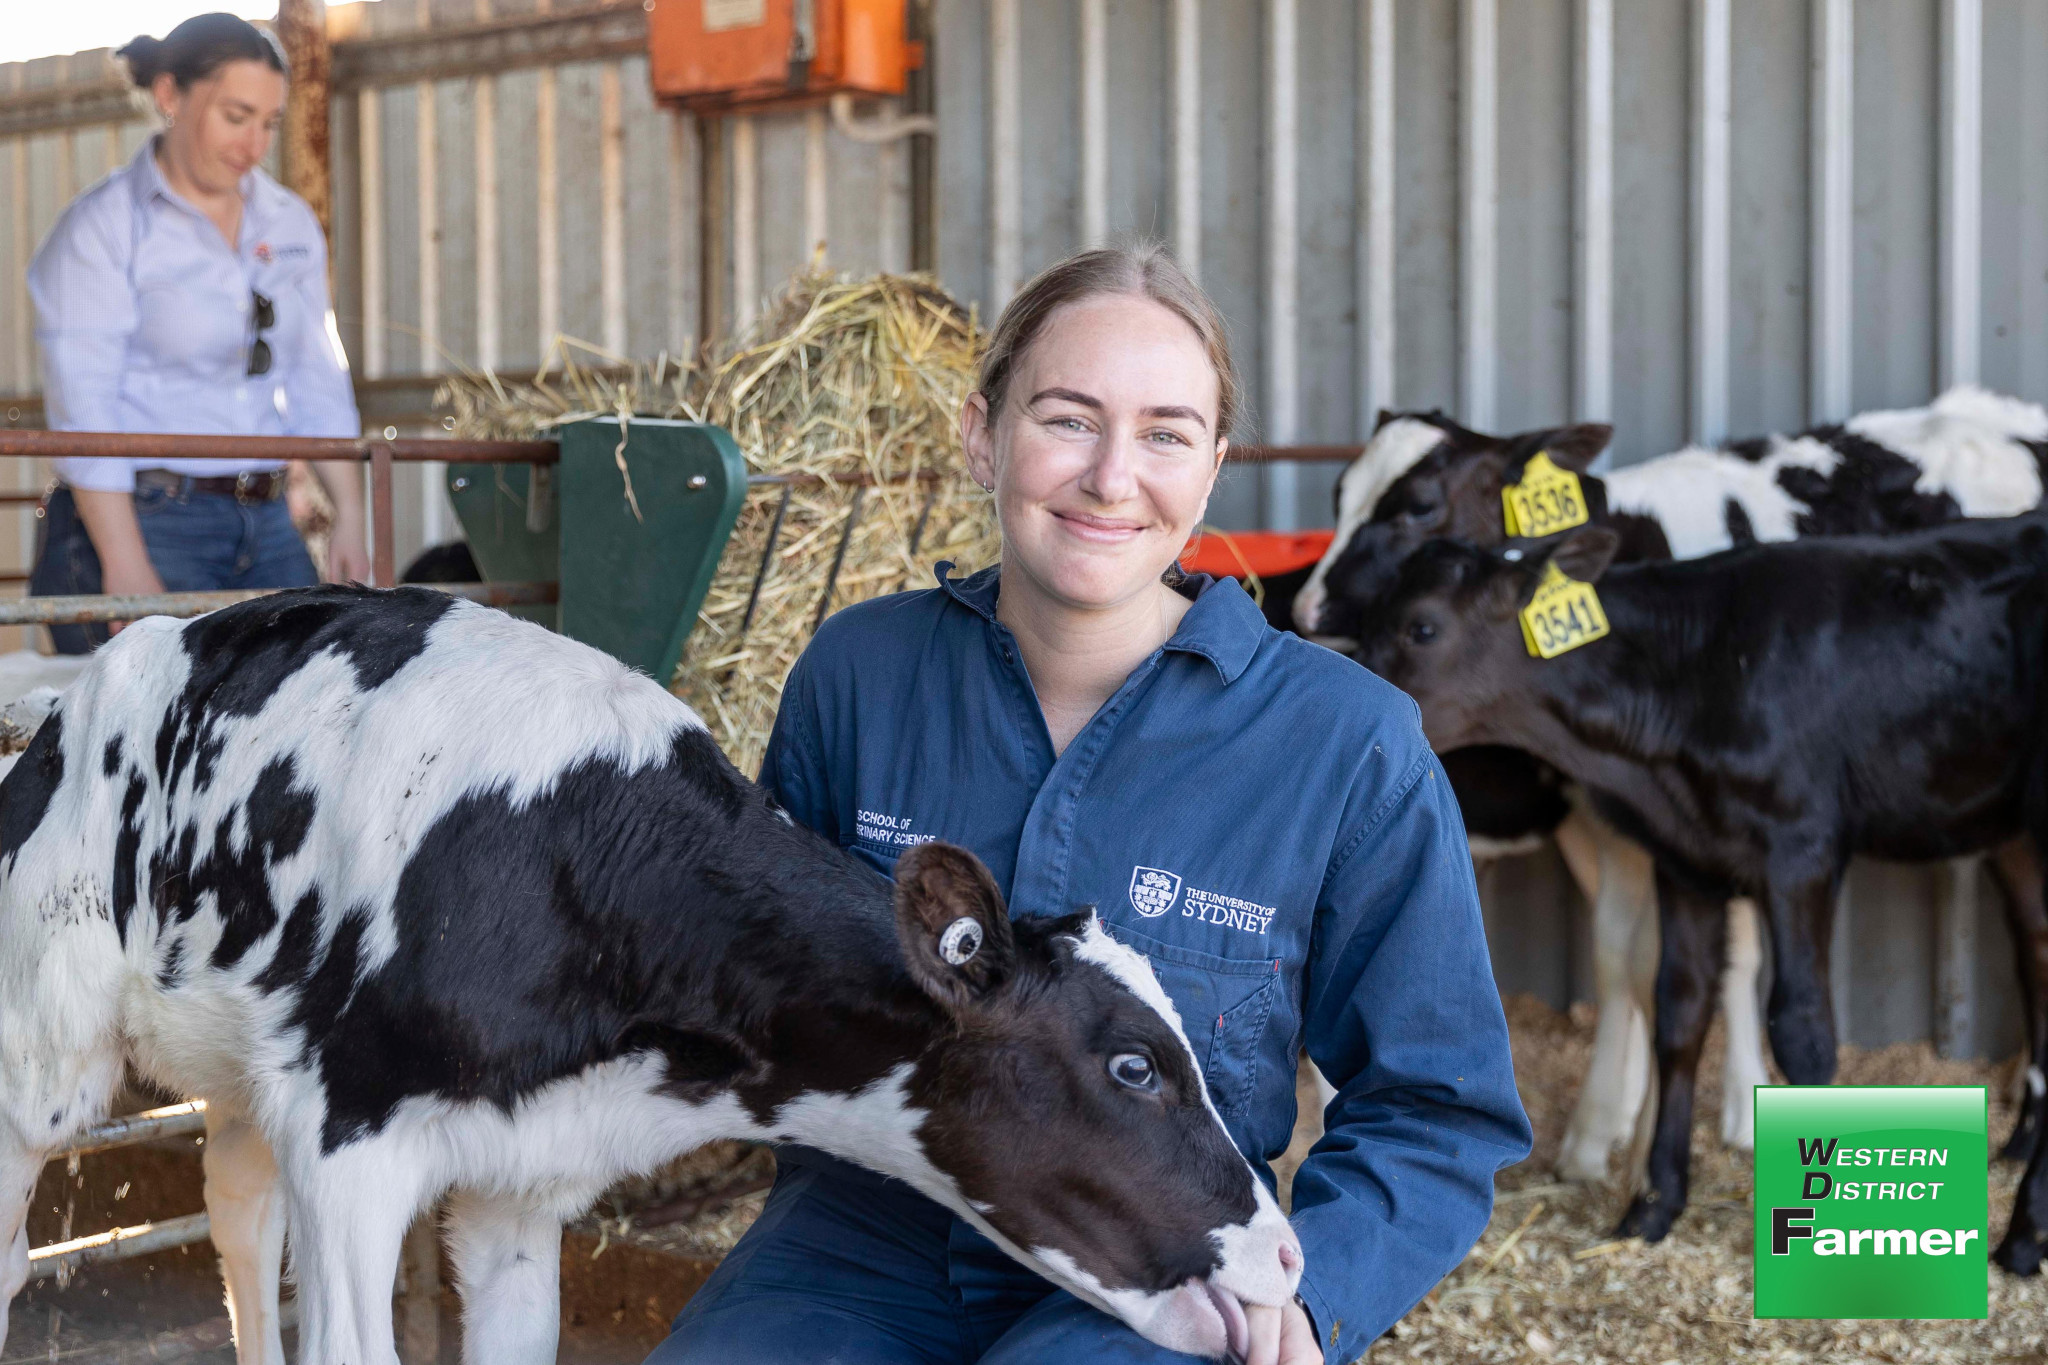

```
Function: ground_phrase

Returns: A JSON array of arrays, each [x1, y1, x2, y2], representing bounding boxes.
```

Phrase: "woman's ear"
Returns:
[[152, 73, 181, 123], [961, 391, 997, 493]]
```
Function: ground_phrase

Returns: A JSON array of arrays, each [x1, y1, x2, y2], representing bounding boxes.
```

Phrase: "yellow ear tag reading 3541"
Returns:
[[1519, 561, 1611, 659], [1501, 451, 1590, 538]]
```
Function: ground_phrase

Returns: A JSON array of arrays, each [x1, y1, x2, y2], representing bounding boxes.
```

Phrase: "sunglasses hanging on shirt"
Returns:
[[247, 290, 276, 377]]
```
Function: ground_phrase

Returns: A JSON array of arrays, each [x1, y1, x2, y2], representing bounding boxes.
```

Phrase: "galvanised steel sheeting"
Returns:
[[4, 0, 2048, 1056]]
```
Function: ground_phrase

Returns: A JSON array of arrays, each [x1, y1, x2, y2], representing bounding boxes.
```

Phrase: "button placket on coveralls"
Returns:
[[987, 618, 1172, 926]]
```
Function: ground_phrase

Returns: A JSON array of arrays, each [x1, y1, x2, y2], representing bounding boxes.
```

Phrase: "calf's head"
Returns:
[[884, 843, 1301, 1361], [1355, 528, 1621, 750], [1298, 413, 1612, 639]]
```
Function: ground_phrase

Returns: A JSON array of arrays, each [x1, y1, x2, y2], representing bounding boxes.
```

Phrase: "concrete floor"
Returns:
[[10, 1140, 721, 1365]]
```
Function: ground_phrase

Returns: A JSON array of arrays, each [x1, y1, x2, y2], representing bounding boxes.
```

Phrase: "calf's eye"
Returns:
[[1108, 1053, 1158, 1092], [1407, 619, 1438, 645]]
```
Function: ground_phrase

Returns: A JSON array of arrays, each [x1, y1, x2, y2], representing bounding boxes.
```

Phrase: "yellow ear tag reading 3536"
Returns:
[[1519, 561, 1611, 659], [1501, 451, 1591, 538]]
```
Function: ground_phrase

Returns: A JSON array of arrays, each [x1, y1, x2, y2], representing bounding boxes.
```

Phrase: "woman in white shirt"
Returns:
[[28, 12, 370, 652]]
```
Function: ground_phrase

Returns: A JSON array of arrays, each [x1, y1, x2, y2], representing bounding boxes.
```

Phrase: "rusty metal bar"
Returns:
[[0, 431, 556, 464], [28, 1213, 212, 1281], [746, 469, 947, 490], [0, 582, 557, 627], [331, 2, 648, 91], [54, 1102, 207, 1161], [1230, 444, 1364, 464], [814, 485, 868, 631], [0, 431, 1361, 468], [739, 483, 793, 639], [370, 443, 397, 588]]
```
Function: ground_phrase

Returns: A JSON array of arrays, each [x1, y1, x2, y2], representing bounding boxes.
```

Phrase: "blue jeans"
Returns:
[[643, 1154, 1211, 1365], [31, 482, 319, 654]]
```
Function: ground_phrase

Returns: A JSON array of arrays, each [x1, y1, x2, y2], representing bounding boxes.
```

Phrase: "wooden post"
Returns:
[[697, 114, 728, 345], [275, 0, 333, 244], [370, 444, 396, 587]]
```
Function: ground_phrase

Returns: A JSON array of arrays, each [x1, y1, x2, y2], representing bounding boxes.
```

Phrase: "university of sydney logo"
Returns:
[[1128, 866, 1182, 919]]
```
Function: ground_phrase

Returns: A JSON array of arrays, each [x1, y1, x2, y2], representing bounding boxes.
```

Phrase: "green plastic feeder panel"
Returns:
[[446, 418, 749, 684]]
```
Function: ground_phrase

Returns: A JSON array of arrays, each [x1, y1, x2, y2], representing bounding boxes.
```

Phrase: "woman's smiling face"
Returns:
[[964, 292, 1227, 612]]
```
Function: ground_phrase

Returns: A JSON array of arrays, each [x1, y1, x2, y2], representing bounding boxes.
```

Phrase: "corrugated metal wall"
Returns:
[[934, 0, 2048, 533], [4, 0, 2048, 1055]]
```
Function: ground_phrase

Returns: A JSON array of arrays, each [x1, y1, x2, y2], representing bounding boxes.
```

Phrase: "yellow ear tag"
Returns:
[[1501, 451, 1591, 538], [1519, 560, 1611, 659]]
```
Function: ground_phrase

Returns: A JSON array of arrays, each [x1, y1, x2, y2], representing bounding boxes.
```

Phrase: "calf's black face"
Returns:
[[891, 845, 1300, 1358], [1356, 529, 1621, 751], [1302, 413, 1612, 638]]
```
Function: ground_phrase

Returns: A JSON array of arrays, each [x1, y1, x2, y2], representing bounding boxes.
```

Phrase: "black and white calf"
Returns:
[[0, 588, 1300, 1364], [1302, 385, 2048, 1176], [1357, 520, 2048, 1268], [1299, 385, 2048, 636]]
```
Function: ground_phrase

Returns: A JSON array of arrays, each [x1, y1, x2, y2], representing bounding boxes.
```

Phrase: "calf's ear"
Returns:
[[893, 842, 1017, 1011], [1535, 423, 1614, 472], [1548, 526, 1622, 583]]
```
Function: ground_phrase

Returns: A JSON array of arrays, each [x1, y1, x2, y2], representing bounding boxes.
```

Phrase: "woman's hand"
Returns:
[[71, 488, 165, 635], [1243, 1298, 1322, 1365], [325, 511, 372, 584], [312, 458, 373, 584]]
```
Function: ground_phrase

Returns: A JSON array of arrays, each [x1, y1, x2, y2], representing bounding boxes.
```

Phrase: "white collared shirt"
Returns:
[[28, 136, 359, 492]]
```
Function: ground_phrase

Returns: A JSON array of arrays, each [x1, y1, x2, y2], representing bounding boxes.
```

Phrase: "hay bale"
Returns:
[[439, 270, 1000, 774]]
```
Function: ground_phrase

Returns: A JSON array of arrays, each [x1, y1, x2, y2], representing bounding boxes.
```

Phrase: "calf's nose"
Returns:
[[1278, 1240, 1302, 1275]]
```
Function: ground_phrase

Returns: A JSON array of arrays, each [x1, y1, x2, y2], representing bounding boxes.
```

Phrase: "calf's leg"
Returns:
[[1557, 818, 1656, 1183], [444, 1190, 564, 1365], [1718, 898, 1770, 1151], [1615, 868, 1723, 1243], [1994, 838, 2048, 1275], [1991, 837, 2048, 1162], [203, 1106, 288, 1365], [282, 1146, 423, 1365], [1, 1142, 39, 1358], [1760, 874, 1841, 1087]]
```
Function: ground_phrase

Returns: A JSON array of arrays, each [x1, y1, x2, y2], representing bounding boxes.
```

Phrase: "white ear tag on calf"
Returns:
[[940, 917, 984, 966]]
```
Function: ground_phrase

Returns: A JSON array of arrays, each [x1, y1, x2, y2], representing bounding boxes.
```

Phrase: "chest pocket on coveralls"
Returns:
[[1108, 923, 1278, 1119]]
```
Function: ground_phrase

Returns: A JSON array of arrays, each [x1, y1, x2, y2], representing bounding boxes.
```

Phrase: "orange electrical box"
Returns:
[[647, 0, 921, 112]]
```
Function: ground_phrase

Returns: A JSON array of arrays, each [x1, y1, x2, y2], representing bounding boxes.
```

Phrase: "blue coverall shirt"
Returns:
[[756, 564, 1532, 1361]]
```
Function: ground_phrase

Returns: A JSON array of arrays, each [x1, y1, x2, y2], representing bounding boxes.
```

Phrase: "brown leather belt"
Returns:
[[133, 468, 288, 504]]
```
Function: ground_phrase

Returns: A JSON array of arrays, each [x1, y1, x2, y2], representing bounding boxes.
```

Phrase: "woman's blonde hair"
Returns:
[[977, 243, 1241, 444]]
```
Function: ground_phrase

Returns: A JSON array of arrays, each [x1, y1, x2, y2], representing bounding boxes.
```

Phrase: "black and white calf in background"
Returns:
[[0, 588, 1301, 1365], [1357, 518, 2048, 1269], [1301, 386, 2048, 1182], [1297, 385, 2048, 634]]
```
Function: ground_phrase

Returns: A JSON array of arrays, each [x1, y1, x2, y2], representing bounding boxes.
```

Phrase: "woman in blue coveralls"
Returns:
[[27, 12, 370, 653], [647, 246, 1532, 1365]]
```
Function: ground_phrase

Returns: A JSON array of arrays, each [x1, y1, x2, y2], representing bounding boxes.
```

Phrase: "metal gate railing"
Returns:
[[0, 428, 568, 1283]]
